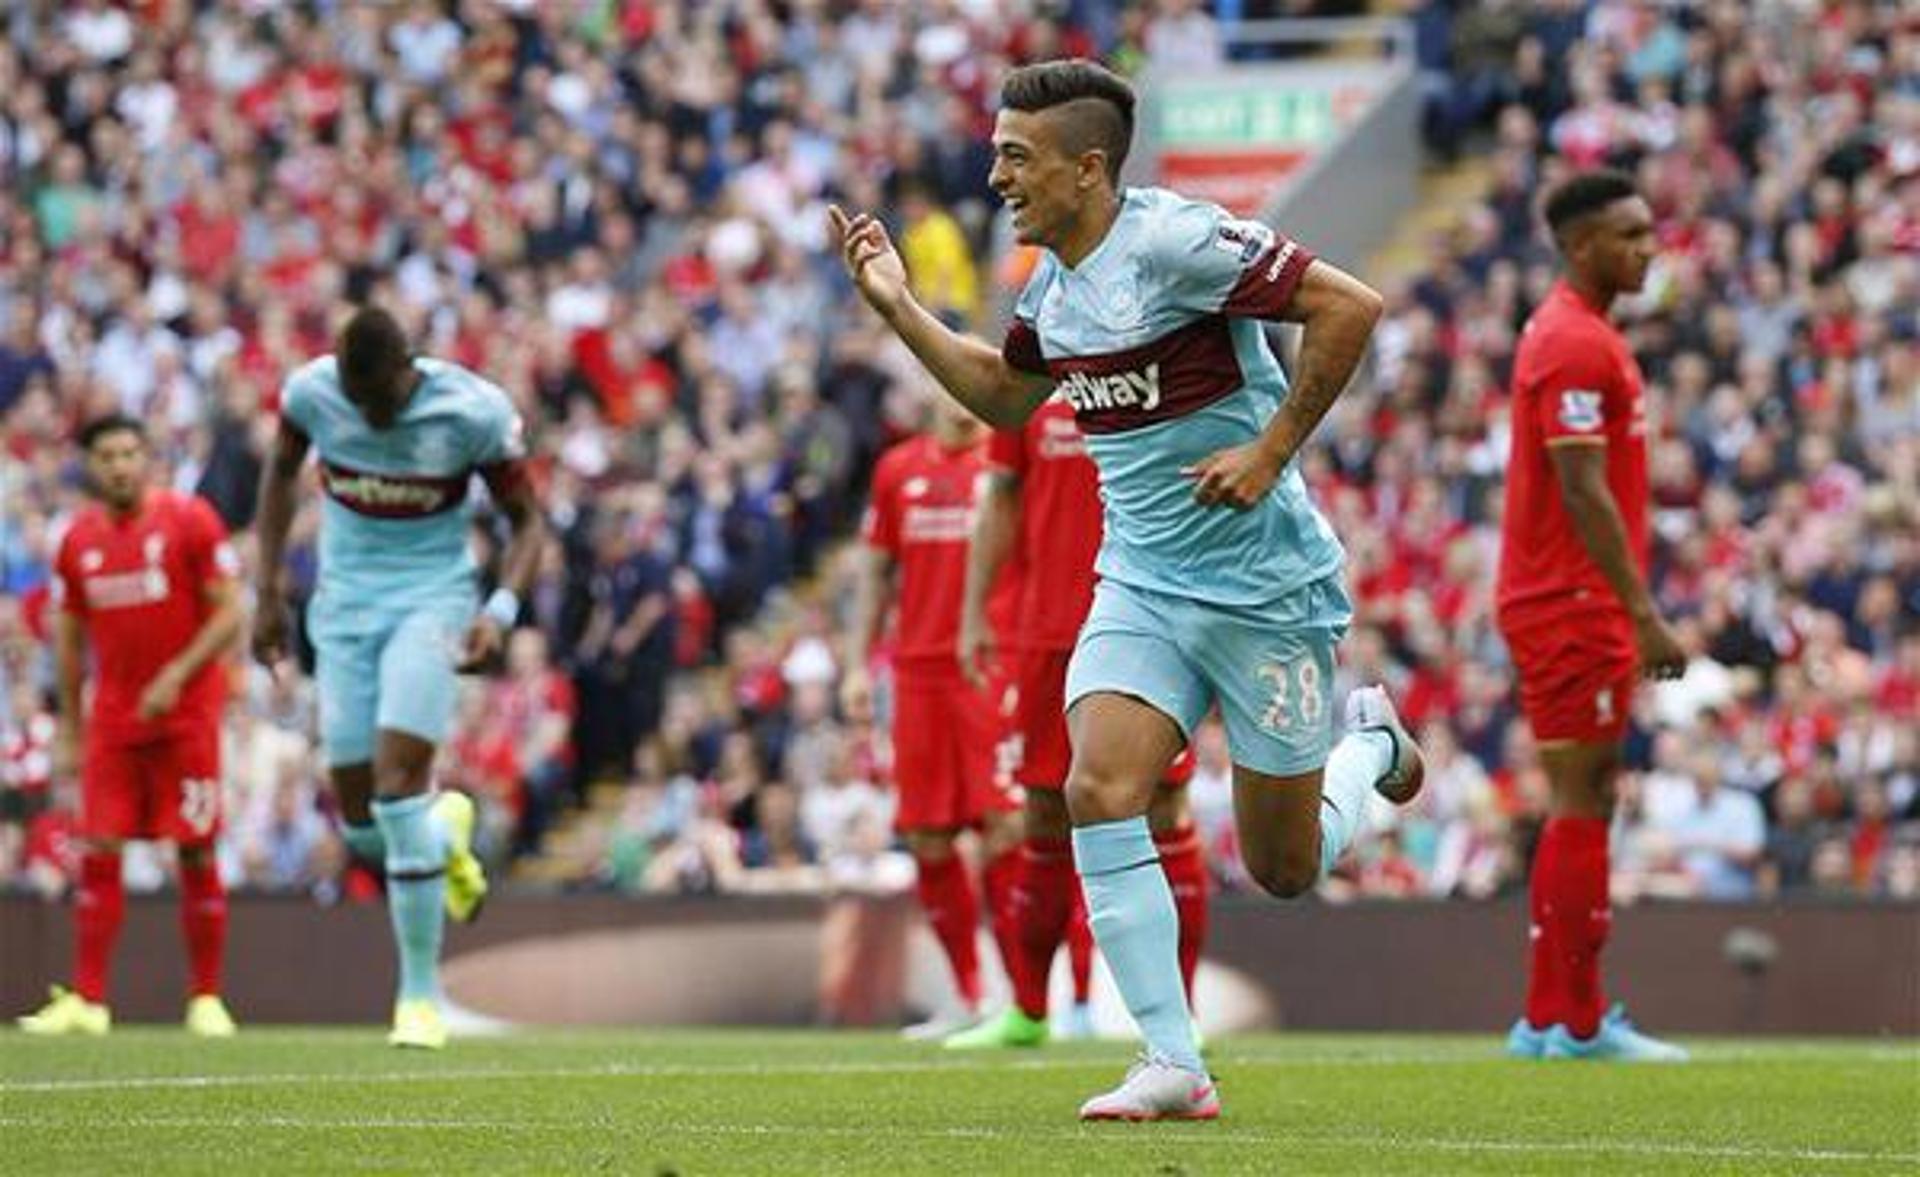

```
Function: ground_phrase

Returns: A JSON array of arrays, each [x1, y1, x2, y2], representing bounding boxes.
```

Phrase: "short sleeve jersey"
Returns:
[[279, 355, 527, 625], [54, 490, 238, 742], [1001, 187, 1343, 606], [861, 433, 1001, 675], [1496, 281, 1651, 621], [986, 398, 1104, 650]]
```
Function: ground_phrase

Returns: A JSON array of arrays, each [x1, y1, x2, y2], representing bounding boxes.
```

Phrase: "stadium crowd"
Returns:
[[0, 1, 1913, 909]]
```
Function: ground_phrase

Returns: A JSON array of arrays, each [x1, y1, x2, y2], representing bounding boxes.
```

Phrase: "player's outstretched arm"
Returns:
[[1185, 260, 1383, 508], [250, 421, 310, 667], [828, 205, 1052, 429], [959, 470, 1018, 688], [1549, 443, 1686, 680]]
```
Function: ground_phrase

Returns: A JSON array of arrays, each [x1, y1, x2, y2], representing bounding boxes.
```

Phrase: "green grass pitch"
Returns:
[[4, 1029, 1915, 1174]]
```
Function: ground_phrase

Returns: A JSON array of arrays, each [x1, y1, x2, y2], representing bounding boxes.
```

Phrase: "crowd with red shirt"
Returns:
[[0, 1, 1122, 894], [0, 2, 1913, 904], [1322, 0, 1916, 901]]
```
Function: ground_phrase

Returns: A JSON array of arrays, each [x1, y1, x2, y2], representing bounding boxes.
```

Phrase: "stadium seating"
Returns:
[[0, 1, 1912, 909]]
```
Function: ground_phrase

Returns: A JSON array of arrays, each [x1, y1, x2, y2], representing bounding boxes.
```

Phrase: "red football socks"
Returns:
[[178, 854, 228, 998], [1066, 891, 1094, 1005], [1526, 816, 1611, 1037], [914, 853, 982, 1008], [73, 852, 125, 1004], [1155, 826, 1211, 1001], [980, 847, 1023, 1010], [1007, 838, 1076, 1020]]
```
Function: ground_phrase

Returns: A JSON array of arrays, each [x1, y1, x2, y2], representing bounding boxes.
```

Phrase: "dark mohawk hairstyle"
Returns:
[[999, 59, 1136, 182]]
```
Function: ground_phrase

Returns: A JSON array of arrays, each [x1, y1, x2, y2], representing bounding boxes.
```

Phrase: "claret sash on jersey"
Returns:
[[319, 461, 471, 519]]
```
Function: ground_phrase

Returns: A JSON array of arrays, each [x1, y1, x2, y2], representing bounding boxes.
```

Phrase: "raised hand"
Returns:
[[828, 205, 910, 318]]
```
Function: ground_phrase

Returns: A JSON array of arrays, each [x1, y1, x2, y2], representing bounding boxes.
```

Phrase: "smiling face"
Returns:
[[989, 106, 1115, 251]]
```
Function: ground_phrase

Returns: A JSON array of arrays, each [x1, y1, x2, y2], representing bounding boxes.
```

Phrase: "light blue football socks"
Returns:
[[371, 793, 447, 1003], [1319, 729, 1392, 875], [1074, 817, 1204, 1073]]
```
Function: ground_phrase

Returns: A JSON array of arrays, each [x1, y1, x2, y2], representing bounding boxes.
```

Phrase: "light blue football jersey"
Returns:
[[280, 355, 525, 630], [1002, 187, 1345, 606]]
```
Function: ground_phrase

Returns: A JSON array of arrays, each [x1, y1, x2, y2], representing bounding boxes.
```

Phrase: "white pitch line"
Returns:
[[1, 1060, 1027, 1094], [4, 1045, 1915, 1095], [2, 1114, 1913, 1166], [0, 1054, 1446, 1094]]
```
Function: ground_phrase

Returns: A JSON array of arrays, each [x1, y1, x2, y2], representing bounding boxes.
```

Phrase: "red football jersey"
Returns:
[[1496, 281, 1651, 621], [862, 433, 1008, 674], [988, 398, 1105, 651], [54, 490, 237, 742]]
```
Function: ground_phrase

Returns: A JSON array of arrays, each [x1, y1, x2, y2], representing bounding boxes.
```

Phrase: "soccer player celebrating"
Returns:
[[842, 387, 1022, 1038], [18, 416, 243, 1037], [830, 59, 1421, 1120], [252, 307, 543, 1049], [1497, 171, 1689, 1063], [943, 391, 1210, 1051]]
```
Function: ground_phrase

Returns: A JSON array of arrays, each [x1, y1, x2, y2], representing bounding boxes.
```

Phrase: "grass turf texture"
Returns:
[[4, 1030, 1915, 1174]]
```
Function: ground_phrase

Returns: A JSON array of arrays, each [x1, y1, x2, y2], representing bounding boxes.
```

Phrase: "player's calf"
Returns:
[[1240, 841, 1320, 899]]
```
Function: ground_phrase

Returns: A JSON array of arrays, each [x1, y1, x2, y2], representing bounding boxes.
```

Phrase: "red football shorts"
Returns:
[[892, 672, 1013, 831], [1005, 646, 1197, 791], [1502, 611, 1637, 744], [82, 723, 223, 843]]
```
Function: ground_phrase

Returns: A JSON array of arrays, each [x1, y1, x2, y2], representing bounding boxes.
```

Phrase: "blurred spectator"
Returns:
[[236, 752, 335, 895], [569, 510, 675, 784], [898, 182, 981, 330], [484, 628, 578, 858], [1354, 828, 1427, 898], [737, 783, 821, 892], [0, 298, 57, 415], [0, 1, 1910, 906], [1638, 754, 1768, 900], [1145, 0, 1225, 71]]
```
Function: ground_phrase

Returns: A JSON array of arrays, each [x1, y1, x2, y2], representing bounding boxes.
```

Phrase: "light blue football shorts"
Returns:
[[309, 597, 472, 768], [1064, 573, 1353, 777]]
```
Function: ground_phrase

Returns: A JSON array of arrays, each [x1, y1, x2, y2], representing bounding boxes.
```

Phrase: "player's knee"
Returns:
[[1146, 789, 1189, 837], [177, 841, 215, 868], [370, 760, 432, 799], [1243, 845, 1318, 899], [905, 830, 959, 862], [979, 810, 1023, 857], [1024, 790, 1072, 842], [1065, 765, 1150, 825], [1549, 775, 1617, 820]]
